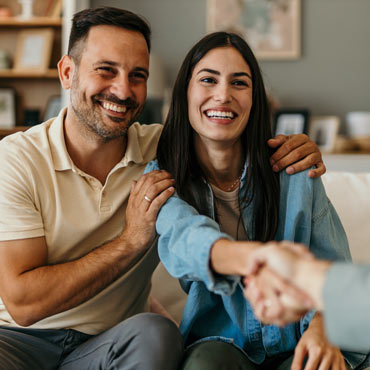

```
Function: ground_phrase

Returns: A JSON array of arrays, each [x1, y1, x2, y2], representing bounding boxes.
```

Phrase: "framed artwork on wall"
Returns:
[[207, 0, 301, 60], [309, 116, 340, 153], [0, 88, 16, 129], [14, 28, 54, 72], [273, 109, 309, 136]]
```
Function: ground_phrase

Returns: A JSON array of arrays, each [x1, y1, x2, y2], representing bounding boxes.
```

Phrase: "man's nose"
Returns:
[[110, 74, 134, 100]]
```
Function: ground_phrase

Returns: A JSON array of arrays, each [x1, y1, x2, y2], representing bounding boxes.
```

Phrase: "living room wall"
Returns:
[[91, 0, 370, 128]]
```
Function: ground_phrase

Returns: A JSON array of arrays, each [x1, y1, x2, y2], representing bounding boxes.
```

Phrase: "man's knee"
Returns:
[[125, 312, 182, 349]]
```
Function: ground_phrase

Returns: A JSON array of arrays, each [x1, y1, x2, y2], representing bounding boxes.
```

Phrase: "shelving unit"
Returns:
[[0, 15, 62, 129]]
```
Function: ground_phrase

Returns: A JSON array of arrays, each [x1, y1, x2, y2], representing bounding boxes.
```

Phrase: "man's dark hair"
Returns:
[[157, 32, 280, 242], [68, 7, 151, 64]]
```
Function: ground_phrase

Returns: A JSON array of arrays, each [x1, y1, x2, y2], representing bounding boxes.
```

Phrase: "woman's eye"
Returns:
[[232, 80, 248, 87], [200, 77, 216, 84]]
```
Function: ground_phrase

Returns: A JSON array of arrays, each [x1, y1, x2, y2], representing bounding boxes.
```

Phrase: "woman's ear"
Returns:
[[58, 55, 75, 90]]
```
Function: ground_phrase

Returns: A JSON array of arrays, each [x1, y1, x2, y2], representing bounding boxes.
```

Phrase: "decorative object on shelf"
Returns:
[[44, 95, 61, 121], [0, 6, 12, 18], [18, 0, 34, 19], [345, 111, 370, 152], [207, 0, 301, 60], [24, 108, 40, 126], [14, 28, 54, 72], [273, 108, 309, 136], [308, 116, 340, 153], [0, 49, 10, 69], [44, 0, 62, 18], [0, 88, 16, 128]]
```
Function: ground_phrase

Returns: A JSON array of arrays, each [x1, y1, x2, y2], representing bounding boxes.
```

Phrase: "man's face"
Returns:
[[70, 25, 149, 140]]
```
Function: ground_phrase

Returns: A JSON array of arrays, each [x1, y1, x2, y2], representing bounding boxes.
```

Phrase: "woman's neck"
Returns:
[[195, 137, 245, 191]]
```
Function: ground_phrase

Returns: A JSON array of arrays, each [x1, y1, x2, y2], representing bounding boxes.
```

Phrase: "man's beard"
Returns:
[[70, 77, 143, 141]]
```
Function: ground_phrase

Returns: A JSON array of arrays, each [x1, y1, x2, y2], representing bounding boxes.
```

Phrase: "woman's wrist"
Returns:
[[210, 239, 261, 276]]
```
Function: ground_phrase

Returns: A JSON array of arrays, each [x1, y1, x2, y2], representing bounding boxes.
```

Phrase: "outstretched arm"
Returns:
[[269, 134, 325, 178]]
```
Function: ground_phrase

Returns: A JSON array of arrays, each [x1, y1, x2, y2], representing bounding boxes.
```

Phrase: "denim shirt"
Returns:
[[145, 160, 362, 366]]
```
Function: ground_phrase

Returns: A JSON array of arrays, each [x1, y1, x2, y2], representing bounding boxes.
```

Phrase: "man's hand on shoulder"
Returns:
[[268, 134, 326, 178], [122, 170, 175, 253]]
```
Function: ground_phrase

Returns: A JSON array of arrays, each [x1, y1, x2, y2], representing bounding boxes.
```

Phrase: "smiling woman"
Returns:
[[144, 31, 357, 370]]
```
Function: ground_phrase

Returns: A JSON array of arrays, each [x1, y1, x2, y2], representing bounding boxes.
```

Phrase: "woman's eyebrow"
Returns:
[[196, 68, 252, 80]]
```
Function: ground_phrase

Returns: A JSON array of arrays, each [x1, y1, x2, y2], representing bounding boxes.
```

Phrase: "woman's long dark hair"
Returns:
[[157, 32, 279, 242]]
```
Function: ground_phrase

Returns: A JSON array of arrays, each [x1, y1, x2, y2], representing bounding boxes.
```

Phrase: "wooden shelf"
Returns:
[[0, 126, 29, 139], [0, 69, 59, 78], [0, 17, 61, 27]]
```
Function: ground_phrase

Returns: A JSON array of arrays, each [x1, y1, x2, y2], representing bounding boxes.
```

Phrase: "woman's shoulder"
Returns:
[[144, 159, 160, 174]]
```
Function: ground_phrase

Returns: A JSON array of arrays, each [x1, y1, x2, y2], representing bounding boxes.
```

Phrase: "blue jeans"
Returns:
[[0, 313, 183, 370]]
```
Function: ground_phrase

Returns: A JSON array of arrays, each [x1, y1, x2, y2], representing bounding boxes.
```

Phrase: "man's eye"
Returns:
[[97, 67, 114, 73], [131, 72, 147, 80]]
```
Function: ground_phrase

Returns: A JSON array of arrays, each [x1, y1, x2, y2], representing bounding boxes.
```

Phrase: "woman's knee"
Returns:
[[181, 340, 256, 370]]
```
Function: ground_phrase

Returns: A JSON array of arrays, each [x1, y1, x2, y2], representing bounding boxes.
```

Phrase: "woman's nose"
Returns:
[[213, 83, 231, 103]]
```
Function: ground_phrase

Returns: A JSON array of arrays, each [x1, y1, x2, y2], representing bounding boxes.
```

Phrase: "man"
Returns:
[[0, 6, 324, 370]]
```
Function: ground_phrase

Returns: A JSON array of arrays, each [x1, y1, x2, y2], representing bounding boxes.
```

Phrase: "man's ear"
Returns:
[[58, 55, 75, 90]]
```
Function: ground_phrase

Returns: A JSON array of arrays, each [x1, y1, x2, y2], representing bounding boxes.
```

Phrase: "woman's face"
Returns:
[[187, 46, 253, 147]]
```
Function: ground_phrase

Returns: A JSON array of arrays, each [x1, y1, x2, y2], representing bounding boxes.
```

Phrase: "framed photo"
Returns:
[[14, 28, 54, 72], [309, 116, 340, 153], [207, 0, 301, 60], [0, 88, 16, 129], [274, 109, 309, 136], [44, 95, 62, 121]]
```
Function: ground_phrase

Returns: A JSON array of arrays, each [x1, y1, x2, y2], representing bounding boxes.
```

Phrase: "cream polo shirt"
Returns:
[[0, 108, 163, 334]]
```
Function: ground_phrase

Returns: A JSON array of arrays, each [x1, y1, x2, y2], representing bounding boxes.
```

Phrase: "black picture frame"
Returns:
[[273, 109, 310, 136]]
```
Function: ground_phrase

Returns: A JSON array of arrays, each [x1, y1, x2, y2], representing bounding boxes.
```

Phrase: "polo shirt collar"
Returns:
[[49, 109, 145, 171], [49, 107, 73, 171], [119, 122, 144, 166]]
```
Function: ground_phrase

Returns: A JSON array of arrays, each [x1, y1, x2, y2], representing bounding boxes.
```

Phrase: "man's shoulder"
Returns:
[[0, 120, 52, 158], [128, 122, 163, 162]]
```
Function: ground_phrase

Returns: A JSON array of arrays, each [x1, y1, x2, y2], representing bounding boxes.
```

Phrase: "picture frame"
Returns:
[[0, 88, 16, 129], [44, 95, 62, 121], [207, 0, 301, 60], [14, 28, 54, 72], [273, 109, 309, 136], [308, 116, 340, 153]]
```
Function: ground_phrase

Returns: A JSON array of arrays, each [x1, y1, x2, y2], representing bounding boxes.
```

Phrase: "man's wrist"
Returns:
[[295, 259, 331, 310]]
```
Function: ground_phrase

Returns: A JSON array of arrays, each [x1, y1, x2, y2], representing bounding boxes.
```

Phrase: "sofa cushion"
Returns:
[[322, 171, 370, 263]]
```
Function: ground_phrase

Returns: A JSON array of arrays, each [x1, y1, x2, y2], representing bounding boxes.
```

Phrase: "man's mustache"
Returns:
[[93, 94, 139, 110]]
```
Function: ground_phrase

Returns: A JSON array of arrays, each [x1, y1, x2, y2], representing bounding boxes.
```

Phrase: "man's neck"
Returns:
[[63, 112, 127, 185]]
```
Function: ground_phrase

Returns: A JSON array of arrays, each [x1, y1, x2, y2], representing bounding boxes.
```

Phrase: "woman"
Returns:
[[145, 32, 363, 369]]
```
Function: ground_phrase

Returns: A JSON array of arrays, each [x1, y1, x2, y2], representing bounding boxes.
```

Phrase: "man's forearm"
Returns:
[[6, 234, 150, 326]]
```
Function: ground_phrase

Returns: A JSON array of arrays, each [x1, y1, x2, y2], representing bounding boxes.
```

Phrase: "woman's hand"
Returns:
[[268, 134, 325, 178], [292, 313, 347, 370]]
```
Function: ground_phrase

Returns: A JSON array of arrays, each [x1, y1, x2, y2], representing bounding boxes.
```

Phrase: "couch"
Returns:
[[151, 170, 370, 324]]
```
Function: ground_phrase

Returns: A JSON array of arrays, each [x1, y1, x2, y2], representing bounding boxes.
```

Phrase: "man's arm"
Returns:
[[0, 170, 174, 327], [269, 134, 325, 178]]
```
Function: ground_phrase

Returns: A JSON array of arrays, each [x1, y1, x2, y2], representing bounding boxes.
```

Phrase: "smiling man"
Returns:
[[0, 7, 182, 370], [0, 6, 325, 370]]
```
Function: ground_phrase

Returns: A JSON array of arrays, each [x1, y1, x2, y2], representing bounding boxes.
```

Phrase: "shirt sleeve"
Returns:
[[0, 140, 44, 240], [323, 263, 370, 352], [145, 160, 240, 295]]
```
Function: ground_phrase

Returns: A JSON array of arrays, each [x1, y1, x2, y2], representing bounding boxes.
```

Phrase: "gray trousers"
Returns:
[[0, 313, 183, 370]]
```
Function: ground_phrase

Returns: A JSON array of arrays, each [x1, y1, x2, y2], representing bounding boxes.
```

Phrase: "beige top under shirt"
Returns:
[[0, 108, 163, 334], [211, 185, 248, 241]]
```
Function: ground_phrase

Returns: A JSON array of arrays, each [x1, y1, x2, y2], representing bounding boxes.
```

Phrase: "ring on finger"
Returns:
[[144, 195, 152, 203]]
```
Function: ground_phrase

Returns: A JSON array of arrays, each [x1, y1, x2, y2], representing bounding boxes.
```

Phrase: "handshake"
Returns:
[[243, 242, 331, 327]]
